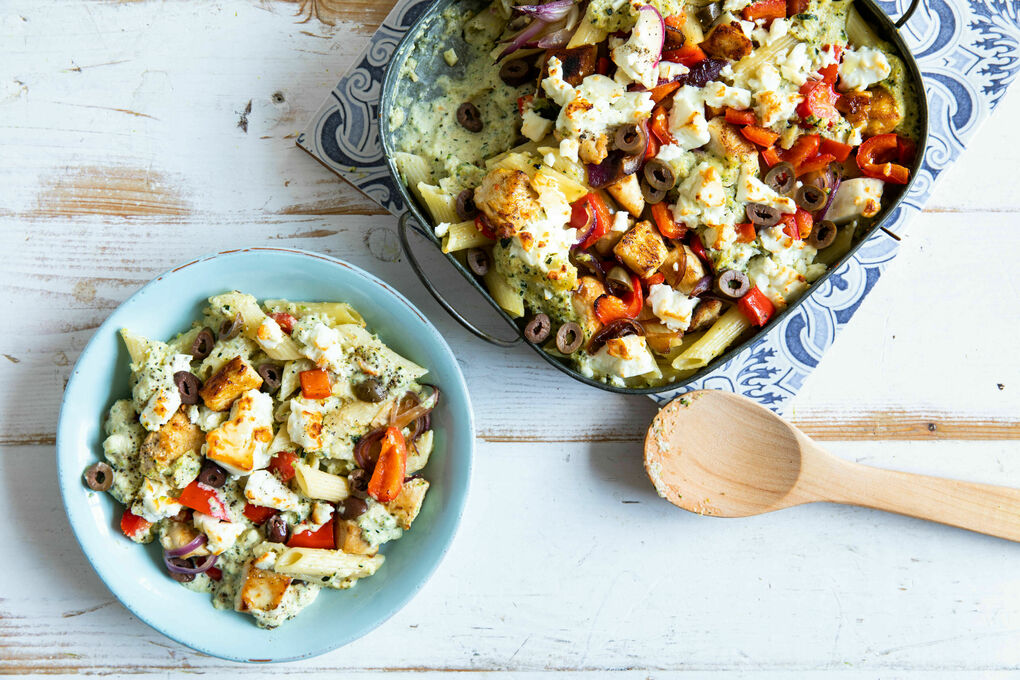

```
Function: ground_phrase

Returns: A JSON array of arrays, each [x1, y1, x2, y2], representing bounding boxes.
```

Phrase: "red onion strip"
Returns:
[[516, 0, 573, 21], [165, 533, 207, 558], [638, 5, 666, 67], [499, 19, 548, 60], [164, 552, 217, 575], [819, 175, 843, 221]]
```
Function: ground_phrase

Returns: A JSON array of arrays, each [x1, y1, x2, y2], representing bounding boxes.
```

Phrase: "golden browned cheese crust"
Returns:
[[236, 563, 292, 614], [865, 85, 903, 136], [139, 407, 205, 477], [199, 355, 263, 411], [572, 275, 607, 337], [700, 22, 753, 61], [473, 168, 543, 238]]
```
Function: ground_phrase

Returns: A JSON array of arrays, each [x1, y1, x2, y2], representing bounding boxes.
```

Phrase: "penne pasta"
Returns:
[[293, 462, 350, 502], [393, 152, 433, 193], [441, 219, 494, 253], [483, 268, 525, 318], [567, 4, 609, 47], [262, 300, 365, 327], [274, 547, 384, 582], [672, 307, 751, 371], [417, 182, 460, 224]]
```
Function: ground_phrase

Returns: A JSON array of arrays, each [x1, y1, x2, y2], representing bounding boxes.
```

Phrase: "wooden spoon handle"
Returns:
[[821, 457, 1020, 542]]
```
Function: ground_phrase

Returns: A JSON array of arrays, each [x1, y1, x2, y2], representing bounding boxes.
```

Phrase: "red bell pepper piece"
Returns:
[[474, 214, 497, 240], [243, 503, 277, 525], [742, 0, 786, 21], [650, 202, 685, 239], [782, 208, 813, 239], [760, 146, 782, 167], [688, 232, 710, 265], [797, 80, 840, 121], [287, 516, 336, 550], [572, 193, 612, 251], [787, 0, 810, 15], [269, 312, 296, 334], [120, 508, 152, 540], [644, 272, 665, 287], [367, 427, 408, 503], [178, 480, 231, 521], [268, 451, 298, 483], [818, 137, 853, 162], [783, 134, 821, 170], [897, 135, 918, 164], [644, 131, 660, 161], [649, 81, 681, 104], [740, 125, 780, 148], [516, 94, 533, 117], [857, 134, 910, 184], [738, 286, 775, 326], [796, 153, 837, 177], [662, 44, 707, 67], [593, 270, 644, 325], [206, 566, 223, 582], [649, 106, 674, 145], [596, 57, 610, 76], [735, 222, 757, 243], [817, 45, 843, 84], [725, 108, 757, 126], [300, 368, 332, 400], [781, 214, 798, 239]]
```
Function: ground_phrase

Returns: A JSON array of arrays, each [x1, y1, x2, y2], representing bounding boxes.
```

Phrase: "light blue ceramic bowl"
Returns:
[[56, 248, 474, 663]]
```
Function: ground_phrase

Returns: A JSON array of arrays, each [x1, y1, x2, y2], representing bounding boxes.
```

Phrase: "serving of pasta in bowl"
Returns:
[[381, 0, 926, 392], [56, 248, 473, 661]]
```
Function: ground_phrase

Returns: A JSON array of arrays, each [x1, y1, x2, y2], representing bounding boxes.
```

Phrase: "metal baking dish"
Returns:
[[380, 0, 928, 394]]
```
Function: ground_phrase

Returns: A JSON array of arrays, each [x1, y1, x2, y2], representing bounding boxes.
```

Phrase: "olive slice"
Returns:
[[190, 328, 215, 361], [353, 378, 387, 403], [337, 496, 368, 521], [173, 371, 201, 405], [197, 460, 228, 488], [466, 248, 490, 276], [83, 461, 114, 492], [614, 124, 646, 155], [796, 185, 827, 212], [266, 514, 288, 543], [555, 322, 583, 354], [499, 58, 532, 87], [218, 312, 243, 340], [696, 1, 723, 29], [714, 269, 751, 299], [347, 468, 370, 499], [643, 158, 677, 191], [745, 202, 782, 228], [456, 102, 483, 133], [641, 180, 666, 205], [764, 162, 796, 194], [455, 189, 478, 221], [524, 313, 552, 344], [807, 220, 838, 249], [257, 363, 283, 393]]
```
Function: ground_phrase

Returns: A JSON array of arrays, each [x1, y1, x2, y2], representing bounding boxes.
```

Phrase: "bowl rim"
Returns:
[[378, 0, 930, 395], [55, 246, 474, 662]]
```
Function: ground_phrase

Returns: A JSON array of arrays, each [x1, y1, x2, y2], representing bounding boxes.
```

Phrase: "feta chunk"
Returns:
[[648, 284, 700, 332], [838, 47, 891, 92], [245, 469, 303, 512], [255, 317, 287, 352], [521, 109, 553, 142], [672, 161, 734, 231], [138, 353, 192, 432], [131, 477, 183, 523], [204, 389, 275, 476], [590, 335, 660, 379], [610, 8, 663, 89], [193, 512, 246, 555], [292, 320, 345, 373], [668, 86, 711, 150], [736, 166, 797, 214], [702, 81, 752, 110], [286, 397, 331, 453], [658, 61, 689, 82], [559, 138, 579, 163], [826, 177, 884, 224]]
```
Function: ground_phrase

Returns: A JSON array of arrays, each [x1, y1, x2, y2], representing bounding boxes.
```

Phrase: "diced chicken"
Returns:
[[335, 519, 378, 557], [707, 118, 759, 173], [578, 133, 610, 165], [826, 177, 884, 224], [614, 219, 668, 278], [139, 407, 205, 477], [543, 45, 597, 86], [836, 90, 872, 128], [199, 356, 264, 412], [864, 85, 903, 136], [236, 561, 292, 615], [689, 299, 724, 331], [700, 22, 752, 61], [385, 478, 429, 530], [606, 173, 645, 218], [642, 320, 684, 354], [473, 168, 543, 238], [572, 276, 607, 337]]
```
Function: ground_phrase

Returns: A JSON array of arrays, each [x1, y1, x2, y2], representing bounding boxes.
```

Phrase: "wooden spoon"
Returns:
[[644, 390, 1020, 541]]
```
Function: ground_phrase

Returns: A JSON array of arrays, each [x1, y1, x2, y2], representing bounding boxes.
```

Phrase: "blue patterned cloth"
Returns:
[[298, 0, 1020, 411]]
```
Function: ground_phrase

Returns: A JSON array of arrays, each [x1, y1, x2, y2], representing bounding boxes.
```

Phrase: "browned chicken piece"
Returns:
[[199, 355, 264, 412], [334, 519, 378, 557], [835, 90, 872, 128], [643, 320, 684, 354], [660, 244, 698, 289], [572, 276, 607, 337], [139, 407, 205, 477], [473, 168, 543, 239], [864, 85, 903, 136], [605, 173, 645, 217], [688, 299, 724, 332], [577, 133, 610, 164], [614, 220, 668, 279], [543, 45, 597, 86], [707, 118, 760, 172], [700, 22, 753, 61], [386, 478, 429, 530], [236, 562, 292, 615]]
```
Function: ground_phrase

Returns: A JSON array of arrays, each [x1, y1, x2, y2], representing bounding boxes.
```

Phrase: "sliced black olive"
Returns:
[[167, 558, 196, 583], [466, 248, 490, 276], [337, 496, 368, 521], [796, 185, 827, 212], [499, 58, 532, 87], [347, 469, 370, 499], [455, 189, 478, 220], [764, 162, 797, 194], [614, 124, 646, 155], [641, 180, 666, 205], [190, 328, 215, 361], [354, 378, 387, 403], [555, 322, 583, 354], [696, 1, 723, 29], [257, 363, 283, 393], [715, 269, 751, 299], [524, 313, 552, 344], [198, 460, 228, 488], [456, 102, 483, 133], [173, 371, 201, 405], [218, 312, 243, 340], [83, 461, 114, 492], [807, 220, 838, 249], [643, 158, 676, 191], [266, 514, 288, 543], [746, 202, 782, 228]]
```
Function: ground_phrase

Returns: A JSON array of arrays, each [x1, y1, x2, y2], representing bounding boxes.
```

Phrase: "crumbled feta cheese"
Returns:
[[131, 477, 183, 523], [193, 512, 246, 555], [589, 335, 660, 379], [668, 86, 711, 150], [672, 161, 734, 230], [736, 166, 797, 214], [611, 210, 631, 234], [255, 316, 287, 351], [702, 81, 752, 110], [139, 352, 191, 432], [779, 42, 814, 86], [752, 17, 789, 46], [838, 46, 891, 91], [522, 109, 553, 141], [610, 8, 663, 89], [443, 48, 458, 66], [311, 501, 333, 527], [287, 397, 330, 452], [648, 284, 700, 332], [204, 389, 275, 476], [245, 469, 303, 512], [826, 177, 885, 223], [543, 59, 654, 144], [434, 222, 451, 237], [658, 61, 689, 82]]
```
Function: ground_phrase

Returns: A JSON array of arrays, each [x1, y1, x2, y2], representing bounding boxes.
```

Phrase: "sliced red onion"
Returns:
[[586, 154, 621, 188], [499, 19, 548, 60], [637, 5, 666, 67], [516, 0, 574, 22], [678, 58, 727, 88], [532, 26, 576, 49], [587, 319, 645, 353], [389, 386, 439, 431], [165, 533, 207, 558], [354, 427, 387, 473], [164, 552, 217, 575], [819, 174, 843, 221], [687, 273, 714, 297]]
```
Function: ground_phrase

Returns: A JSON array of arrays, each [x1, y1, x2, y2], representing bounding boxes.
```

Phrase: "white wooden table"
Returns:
[[2, 1, 1019, 676]]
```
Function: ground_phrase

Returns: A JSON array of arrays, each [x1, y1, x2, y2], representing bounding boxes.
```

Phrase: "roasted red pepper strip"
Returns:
[[817, 45, 843, 84], [897, 135, 918, 164], [857, 134, 910, 184], [367, 427, 408, 503], [735, 222, 757, 243], [818, 137, 853, 162], [742, 0, 786, 21], [797, 80, 840, 120], [662, 45, 707, 66], [474, 214, 497, 240], [738, 286, 775, 326], [787, 0, 810, 15], [650, 202, 685, 239], [649, 81, 681, 104], [300, 368, 332, 400], [178, 480, 231, 521], [725, 108, 757, 126], [516, 94, 533, 117], [120, 508, 152, 540], [243, 503, 277, 525], [781, 214, 798, 239], [796, 152, 837, 177], [596, 57, 610, 75], [269, 312, 296, 334], [268, 451, 298, 483], [688, 233, 710, 265], [760, 146, 782, 167], [740, 125, 780, 148], [206, 566, 223, 582], [593, 272, 644, 325], [783, 134, 821, 170], [649, 106, 674, 145], [644, 272, 665, 287], [644, 132, 660, 161], [572, 193, 612, 251], [287, 517, 336, 550]]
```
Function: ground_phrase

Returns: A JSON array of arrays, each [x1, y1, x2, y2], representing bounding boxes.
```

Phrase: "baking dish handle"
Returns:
[[397, 212, 523, 348], [894, 0, 921, 28]]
